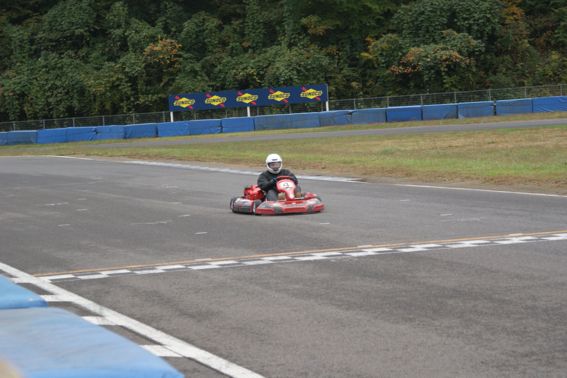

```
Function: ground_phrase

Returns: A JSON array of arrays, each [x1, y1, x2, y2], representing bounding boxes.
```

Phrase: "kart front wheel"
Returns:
[[252, 199, 262, 215]]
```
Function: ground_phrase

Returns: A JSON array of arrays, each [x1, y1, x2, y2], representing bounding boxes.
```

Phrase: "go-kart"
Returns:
[[230, 176, 324, 215]]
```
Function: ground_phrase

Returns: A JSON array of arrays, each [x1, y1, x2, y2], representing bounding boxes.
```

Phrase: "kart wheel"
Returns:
[[252, 200, 262, 215], [229, 197, 238, 212]]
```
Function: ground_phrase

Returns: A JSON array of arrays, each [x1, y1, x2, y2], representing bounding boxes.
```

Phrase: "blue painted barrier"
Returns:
[[0, 307, 183, 378], [187, 119, 222, 135], [157, 121, 191, 137], [533, 96, 567, 113], [495, 98, 533, 116], [350, 108, 386, 125], [65, 127, 97, 142], [319, 110, 352, 126], [124, 123, 158, 139], [386, 106, 422, 122], [37, 128, 67, 144], [221, 117, 256, 133], [254, 112, 320, 131], [3, 95, 567, 147], [422, 104, 458, 120], [0, 276, 47, 309], [458, 101, 494, 118], [5, 131, 38, 145], [94, 125, 125, 141]]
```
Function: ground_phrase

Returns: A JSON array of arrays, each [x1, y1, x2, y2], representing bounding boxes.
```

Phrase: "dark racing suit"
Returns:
[[257, 169, 300, 201]]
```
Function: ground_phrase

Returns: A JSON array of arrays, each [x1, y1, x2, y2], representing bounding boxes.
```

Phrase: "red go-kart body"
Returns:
[[230, 176, 324, 215]]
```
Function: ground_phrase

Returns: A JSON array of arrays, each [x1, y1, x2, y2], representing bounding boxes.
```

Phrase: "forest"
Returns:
[[0, 0, 566, 122]]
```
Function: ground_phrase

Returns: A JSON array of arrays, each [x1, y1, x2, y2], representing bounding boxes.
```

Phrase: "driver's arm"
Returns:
[[289, 172, 299, 185], [258, 173, 276, 191]]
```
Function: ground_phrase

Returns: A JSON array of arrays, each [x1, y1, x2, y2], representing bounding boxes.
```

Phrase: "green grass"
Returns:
[[1, 115, 567, 194]]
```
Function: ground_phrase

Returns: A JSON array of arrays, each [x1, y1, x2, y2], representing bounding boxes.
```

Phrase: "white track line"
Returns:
[[396, 184, 567, 198], [0, 261, 264, 378], [48, 156, 362, 183]]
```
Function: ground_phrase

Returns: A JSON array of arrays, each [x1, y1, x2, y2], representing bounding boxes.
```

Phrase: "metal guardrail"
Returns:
[[1, 84, 565, 132]]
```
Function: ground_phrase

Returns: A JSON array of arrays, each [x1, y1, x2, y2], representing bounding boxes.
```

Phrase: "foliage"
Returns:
[[0, 0, 565, 121]]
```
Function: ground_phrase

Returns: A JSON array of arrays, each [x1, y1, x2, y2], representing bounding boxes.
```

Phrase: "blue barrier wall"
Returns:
[[0, 276, 47, 310], [495, 98, 533, 116], [37, 128, 67, 144], [533, 96, 567, 112], [319, 110, 352, 126], [188, 119, 222, 135], [124, 123, 158, 139], [221, 117, 256, 133], [0, 307, 183, 378], [5, 131, 38, 145], [37, 127, 97, 144], [386, 106, 422, 122], [3, 95, 567, 146], [157, 121, 191, 137], [254, 112, 320, 131], [422, 104, 458, 120], [94, 125, 125, 141], [350, 108, 386, 124], [458, 101, 494, 118], [65, 127, 97, 142]]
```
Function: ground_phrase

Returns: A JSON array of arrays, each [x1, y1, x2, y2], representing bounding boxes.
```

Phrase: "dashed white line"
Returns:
[[101, 269, 132, 275]]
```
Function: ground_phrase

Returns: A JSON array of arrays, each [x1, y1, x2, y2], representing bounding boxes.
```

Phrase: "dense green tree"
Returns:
[[0, 0, 566, 122]]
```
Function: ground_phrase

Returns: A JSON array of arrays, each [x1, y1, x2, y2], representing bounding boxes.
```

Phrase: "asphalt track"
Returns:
[[0, 144, 566, 376]]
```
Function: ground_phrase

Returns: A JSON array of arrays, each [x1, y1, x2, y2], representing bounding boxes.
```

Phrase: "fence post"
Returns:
[[12, 122, 16, 131], [386, 96, 389, 108], [353, 99, 356, 110], [488, 89, 492, 101], [72, 118, 75, 127], [453, 92, 457, 103], [420, 95, 424, 106], [561, 84, 564, 96]]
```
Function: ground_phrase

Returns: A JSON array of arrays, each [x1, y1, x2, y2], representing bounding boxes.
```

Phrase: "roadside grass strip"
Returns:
[[35, 231, 567, 283]]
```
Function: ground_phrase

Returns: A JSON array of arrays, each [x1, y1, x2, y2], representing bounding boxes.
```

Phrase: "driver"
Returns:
[[257, 153, 301, 201]]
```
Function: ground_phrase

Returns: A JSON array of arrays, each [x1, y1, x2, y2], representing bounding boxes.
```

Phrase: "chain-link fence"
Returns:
[[1, 84, 565, 132]]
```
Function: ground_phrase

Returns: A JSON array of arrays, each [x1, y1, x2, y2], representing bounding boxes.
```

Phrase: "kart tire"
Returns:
[[252, 199, 262, 215], [229, 197, 238, 212]]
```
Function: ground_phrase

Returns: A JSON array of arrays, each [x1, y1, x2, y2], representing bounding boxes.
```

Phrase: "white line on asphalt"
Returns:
[[141, 345, 182, 358], [48, 156, 362, 183], [396, 184, 567, 198], [0, 261, 265, 378]]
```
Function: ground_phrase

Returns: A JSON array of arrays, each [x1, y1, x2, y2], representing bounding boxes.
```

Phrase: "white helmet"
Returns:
[[265, 153, 283, 174]]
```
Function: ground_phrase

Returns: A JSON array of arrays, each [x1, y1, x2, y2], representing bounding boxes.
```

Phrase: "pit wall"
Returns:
[[2, 96, 566, 146]]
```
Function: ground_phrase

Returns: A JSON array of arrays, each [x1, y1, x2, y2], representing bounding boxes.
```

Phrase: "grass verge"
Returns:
[[1, 119, 566, 194]]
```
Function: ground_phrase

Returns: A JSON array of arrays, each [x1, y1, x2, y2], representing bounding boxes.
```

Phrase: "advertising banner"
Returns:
[[169, 84, 328, 112]]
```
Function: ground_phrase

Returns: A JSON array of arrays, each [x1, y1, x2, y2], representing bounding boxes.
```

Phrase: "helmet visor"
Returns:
[[268, 161, 282, 171]]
